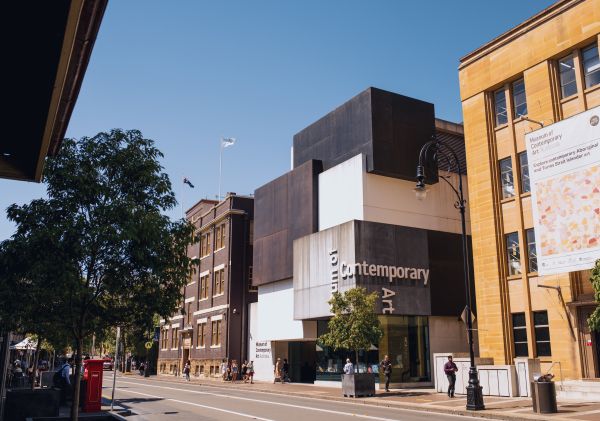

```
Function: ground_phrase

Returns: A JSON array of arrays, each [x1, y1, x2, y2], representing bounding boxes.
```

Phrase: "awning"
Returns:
[[10, 337, 37, 350]]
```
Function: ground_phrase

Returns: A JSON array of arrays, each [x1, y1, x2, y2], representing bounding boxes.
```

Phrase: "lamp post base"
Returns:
[[466, 368, 485, 410]]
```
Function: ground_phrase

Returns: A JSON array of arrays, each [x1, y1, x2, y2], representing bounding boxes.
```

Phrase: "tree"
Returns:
[[0, 130, 196, 420], [318, 287, 383, 373], [588, 259, 600, 331]]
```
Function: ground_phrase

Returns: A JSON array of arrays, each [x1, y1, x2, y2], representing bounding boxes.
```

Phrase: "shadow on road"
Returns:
[[116, 397, 165, 404]]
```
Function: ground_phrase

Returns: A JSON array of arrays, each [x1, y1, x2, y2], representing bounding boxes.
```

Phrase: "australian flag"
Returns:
[[183, 177, 195, 188]]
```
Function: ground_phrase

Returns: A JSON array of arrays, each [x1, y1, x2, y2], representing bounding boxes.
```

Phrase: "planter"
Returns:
[[342, 373, 376, 397], [5, 388, 60, 421]]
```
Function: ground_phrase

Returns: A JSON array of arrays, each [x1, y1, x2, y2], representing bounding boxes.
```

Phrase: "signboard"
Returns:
[[526, 106, 600, 275], [255, 340, 272, 360]]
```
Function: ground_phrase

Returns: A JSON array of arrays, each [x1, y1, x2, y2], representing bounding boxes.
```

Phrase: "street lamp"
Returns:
[[415, 137, 485, 411]]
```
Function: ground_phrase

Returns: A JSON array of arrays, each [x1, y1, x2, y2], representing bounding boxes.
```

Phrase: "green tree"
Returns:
[[319, 287, 384, 373], [588, 259, 600, 331], [0, 130, 196, 420]]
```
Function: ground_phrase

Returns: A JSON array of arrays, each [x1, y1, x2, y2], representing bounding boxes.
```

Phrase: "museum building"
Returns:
[[248, 87, 475, 387], [459, 0, 600, 383]]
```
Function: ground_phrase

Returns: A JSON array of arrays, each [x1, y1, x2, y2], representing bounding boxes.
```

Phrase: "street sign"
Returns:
[[460, 306, 476, 325], [144, 341, 152, 350]]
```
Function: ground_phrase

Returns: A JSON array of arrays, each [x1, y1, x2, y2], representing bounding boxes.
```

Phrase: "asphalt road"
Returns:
[[102, 374, 483, 421]]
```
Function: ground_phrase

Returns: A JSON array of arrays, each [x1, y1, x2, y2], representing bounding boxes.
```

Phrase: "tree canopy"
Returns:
[[0, 129, 196, 419]]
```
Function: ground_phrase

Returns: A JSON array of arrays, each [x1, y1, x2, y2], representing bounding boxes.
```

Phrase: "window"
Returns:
[[213, 268, 225, 296], [512, 79, 527, 117], [186, 302, 192, 325], [215, 223, 226, 250], [197, 322, 206, 347], [200, 233, 211, 257], [526, 228, 537, 273], [499, 157, 515, 199], [211, 320, 222, 346], [559, 54, 577, 98], [519, 152, 530, 193], [172, 327, 179, 349], [534, 311, 552, 357], [161, 328, 169, 349], [248, 265, 257, 292], [583, 44, 600, 89], [494, 88, 508, 126], [200, 274, 209, 299], [506, 232, 521, 276], [512, 313, 528, 357]]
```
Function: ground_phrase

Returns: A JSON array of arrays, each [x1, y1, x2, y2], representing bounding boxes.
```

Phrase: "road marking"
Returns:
[[113, 378, 482, 420], [114, 387, 275, 421]]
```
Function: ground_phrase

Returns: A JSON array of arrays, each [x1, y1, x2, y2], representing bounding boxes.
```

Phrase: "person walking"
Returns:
[[231, 360, 239, 383], [221, 359, 228, 381], [281, 358, 290, 383], [274, 358, 282, 383], [444, 355, 458, 398], [246, 361, 254, 384], [343, 358, 355, 375], [53, 357, 73, 405], [241, 360, 248, 382], [183, 360, 191, 381], [380, 355, 392, 392]]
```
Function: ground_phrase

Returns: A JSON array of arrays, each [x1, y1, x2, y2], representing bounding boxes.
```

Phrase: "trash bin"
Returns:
[[531, 381, 557, 413]]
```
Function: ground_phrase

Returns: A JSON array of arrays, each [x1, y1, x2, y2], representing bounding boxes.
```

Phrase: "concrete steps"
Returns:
[[557, 379, 600, 401]]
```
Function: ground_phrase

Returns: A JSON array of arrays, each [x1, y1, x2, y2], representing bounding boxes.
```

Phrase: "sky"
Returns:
[[0, 0, 557, 240]]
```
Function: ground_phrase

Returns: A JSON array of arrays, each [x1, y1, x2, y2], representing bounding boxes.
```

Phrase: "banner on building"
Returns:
[[526, 105, 600, 275]]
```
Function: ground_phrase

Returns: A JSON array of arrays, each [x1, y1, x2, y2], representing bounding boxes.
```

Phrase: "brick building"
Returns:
[[158, 194, 255, 378]]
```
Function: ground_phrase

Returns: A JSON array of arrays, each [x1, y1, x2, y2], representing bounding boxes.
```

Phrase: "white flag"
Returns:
[[221, 137, 236, 148]]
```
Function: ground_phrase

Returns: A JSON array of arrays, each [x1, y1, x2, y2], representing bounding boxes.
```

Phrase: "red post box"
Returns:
[[82, 359, 105, 412]]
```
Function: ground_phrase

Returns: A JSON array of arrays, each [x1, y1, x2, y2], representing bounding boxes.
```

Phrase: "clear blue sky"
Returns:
[[1, 0, 556, 240]]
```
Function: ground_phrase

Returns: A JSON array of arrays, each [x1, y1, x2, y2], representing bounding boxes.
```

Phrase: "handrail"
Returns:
[[545, 361, 564, 391]]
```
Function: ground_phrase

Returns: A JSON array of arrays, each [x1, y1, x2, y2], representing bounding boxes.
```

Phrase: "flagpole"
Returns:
[[218, 138, 223, 201]]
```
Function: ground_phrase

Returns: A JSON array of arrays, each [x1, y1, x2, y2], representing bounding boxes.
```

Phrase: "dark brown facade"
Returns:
[[158, 194, 255, 378]]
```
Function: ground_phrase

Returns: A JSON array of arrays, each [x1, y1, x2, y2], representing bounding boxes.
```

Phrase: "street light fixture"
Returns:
[[415, 136, 485, 411]]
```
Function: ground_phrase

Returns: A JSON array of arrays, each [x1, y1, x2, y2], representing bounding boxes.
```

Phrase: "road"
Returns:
[[102, 374, 483, 421]]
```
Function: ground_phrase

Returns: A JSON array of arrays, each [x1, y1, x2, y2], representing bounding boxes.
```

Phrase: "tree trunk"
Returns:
[[31, 336, 42, 390], [355, 350, 359, 374], [70, 337, 82, 421]]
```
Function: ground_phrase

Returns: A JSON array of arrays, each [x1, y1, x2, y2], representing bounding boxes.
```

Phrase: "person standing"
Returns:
[[282, 358, 290, 383], [343, 358, 355, 375], [444, 355, 458, 398], [246, 361, 254, 384], [231, 360, 239, 383], [183, 360, 191, 381], [274, 358, 282, 383], [241, 360, 248, 382], [380, 355, 392, 392]]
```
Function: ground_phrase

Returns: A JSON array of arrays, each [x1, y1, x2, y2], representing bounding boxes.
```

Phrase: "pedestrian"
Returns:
[[246, 361, 254, 384], [241, 360, 248, 382], [183, 360, 191, 381], [380, 354, 392, 392], [274, 357, 282, 383], [282, 358, 290, 383], [444, 355, 458, 398], [53, 357, 73, 405], [343, 358, 354, 375], [139, 361, 145, 376], [221, 359, 228, 381], [231, 360, 239, 383]]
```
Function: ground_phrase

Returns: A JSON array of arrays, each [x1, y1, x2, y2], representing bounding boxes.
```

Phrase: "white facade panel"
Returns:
[[257, 279, 304, 341], [318, 154, 365, 231]]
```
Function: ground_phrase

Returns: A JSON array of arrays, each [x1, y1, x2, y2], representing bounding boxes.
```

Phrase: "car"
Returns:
[[103, 360, 113, 371]]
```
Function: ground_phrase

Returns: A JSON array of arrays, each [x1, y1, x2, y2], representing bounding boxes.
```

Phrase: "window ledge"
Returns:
[[584, 83, 600, 94], [500, 196, 516, 204], [507, 275, 522, 281], [200, 255, 210, 260], [195, 345, 206, 349], [520, 192, 532, 199], [170, 348, 178, 351], [187, 281, 196, 286], [210, 345, 222, 349], [513, 116, 528, 124], [213, 293, 225, 298], [560, 93, 579, 104], [199, 297, 209, 302], [494, 123, 509, 132], [215, 246, 226, 253], [527, 271, 539, 277]]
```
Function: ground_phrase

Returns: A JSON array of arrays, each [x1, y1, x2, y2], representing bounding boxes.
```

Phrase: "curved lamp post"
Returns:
[[415, 137, 485, 411]]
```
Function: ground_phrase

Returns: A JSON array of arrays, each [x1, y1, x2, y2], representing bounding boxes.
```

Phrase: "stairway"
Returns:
[[557, 379, 600, 401]]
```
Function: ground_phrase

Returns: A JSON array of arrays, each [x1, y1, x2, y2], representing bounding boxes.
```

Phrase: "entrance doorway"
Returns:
[[578, 306, 599, 378]]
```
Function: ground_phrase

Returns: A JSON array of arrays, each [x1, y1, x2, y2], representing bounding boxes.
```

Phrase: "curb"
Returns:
[[143, 375, 579, 421]]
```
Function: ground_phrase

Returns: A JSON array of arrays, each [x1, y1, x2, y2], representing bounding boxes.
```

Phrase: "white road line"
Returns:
[[115, 387, 275, 421], [114, 379, 482, 420]]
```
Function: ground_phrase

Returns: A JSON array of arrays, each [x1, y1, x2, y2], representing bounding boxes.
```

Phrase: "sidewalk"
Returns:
[[147, 374, 600, 421]]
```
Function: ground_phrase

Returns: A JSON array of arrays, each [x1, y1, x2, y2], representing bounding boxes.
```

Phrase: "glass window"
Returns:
[[519, 152, 530, 193], [186, 302, 192, 325], [534, 311, 552, 357], [559, 54, 577, 98], [211, 320, 221, 346], [526, 228, 537, 273], [512, 79, 527, 117], [213, 268, 225, 296], [197, 323, 206, 347], [583, 44, 600, 89], [512, 313, 528, 357], [500, 157, 515, 199], [200, 274, 209, 299], [200, 233, 210, 257], [494, 88, 508, 126], [506, 232, 521, 276]]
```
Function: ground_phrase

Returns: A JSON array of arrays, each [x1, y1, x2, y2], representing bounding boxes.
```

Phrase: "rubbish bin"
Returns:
[[531, 381, 557, 413]]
